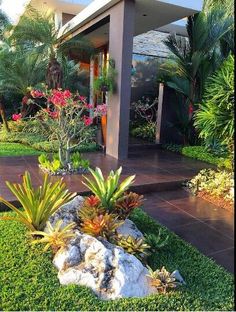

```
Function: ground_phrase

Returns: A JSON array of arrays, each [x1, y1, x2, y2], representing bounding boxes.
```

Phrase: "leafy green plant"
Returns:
[[130, 122, 156, 142], [186, 168, 234, 202], [93, 59, 117, 94], [114, 235, 150, 260], [31, 220, 76, 253], [194, 55, 234, 152], [0, 171, 76, 231], [182, 146, 232, 169], [114, 192, 144, 219], [38, 153, 62, 173], [163, 143, 183, 153], [82, 167, 135, 211], [71, 151, 82, 170], [80, 213, 123, 239], [147, 266, 180, 294], [144, 230, 169, 252]]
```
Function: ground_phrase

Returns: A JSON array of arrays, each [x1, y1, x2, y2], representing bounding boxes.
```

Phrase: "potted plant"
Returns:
[[93, 59, 117, 94]]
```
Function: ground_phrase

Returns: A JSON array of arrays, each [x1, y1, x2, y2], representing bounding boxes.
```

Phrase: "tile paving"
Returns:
[[0, 148, 234, 273]]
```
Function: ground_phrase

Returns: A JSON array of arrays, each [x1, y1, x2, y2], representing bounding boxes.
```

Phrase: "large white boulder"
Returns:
[[53, 230, 156, 300]]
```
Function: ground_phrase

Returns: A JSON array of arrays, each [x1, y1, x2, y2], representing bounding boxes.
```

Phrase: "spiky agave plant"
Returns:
[[31, 220, 76, 253], [147, 266, 180, 294], [0, 171, 76, 231], [82, 167, 135, 211]]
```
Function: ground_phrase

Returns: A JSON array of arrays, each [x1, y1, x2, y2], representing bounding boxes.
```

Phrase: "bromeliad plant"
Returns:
[[82, 167, 136, 211], [114, 234, 150, 260], [0, 171, 76, 231], [147, 266, 180, 294], [114, 192, 144, 219], [80, 213, 124, 239], [31, 220, 76, 253]]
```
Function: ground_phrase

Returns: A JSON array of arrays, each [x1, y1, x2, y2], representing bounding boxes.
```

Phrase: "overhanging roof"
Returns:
[[58, 0, 202, 41]]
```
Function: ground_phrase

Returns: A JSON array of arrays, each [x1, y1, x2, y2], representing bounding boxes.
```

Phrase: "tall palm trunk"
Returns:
[[0, 95, 9, 132], [46, 57, 63, 89]]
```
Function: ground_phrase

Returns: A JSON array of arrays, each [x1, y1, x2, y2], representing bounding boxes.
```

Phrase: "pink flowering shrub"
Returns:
[[14, 89, 100, 169]]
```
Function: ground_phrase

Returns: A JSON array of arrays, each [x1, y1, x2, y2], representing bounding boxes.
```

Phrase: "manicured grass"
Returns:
[[0, 209, 234, 311], [0, 142, 40, 157]]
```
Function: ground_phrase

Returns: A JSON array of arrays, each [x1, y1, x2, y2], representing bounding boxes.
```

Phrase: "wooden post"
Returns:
[[156, 83, 164, 144]]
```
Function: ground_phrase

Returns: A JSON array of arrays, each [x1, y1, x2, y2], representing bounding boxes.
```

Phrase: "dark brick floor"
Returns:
[[0, 149, 233, 273], [144, 189, 234, 273]]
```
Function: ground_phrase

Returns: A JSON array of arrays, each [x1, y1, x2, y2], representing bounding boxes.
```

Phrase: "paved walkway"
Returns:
[[0, 149, 213, 201], [144, 189, 234, 273], [0, 149, 233, 273]]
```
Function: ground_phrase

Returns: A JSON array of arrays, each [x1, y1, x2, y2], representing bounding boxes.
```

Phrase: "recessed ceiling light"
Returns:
[[142, 14, 147, 17]]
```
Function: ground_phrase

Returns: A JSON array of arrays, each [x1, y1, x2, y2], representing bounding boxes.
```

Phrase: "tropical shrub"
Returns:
[[147, 266, 180, 294], [186, 169, 234, 202], [78, 195, 106, 222], [114, 235, 150, 260], [82, 167, 135, 211], [130, 122, 156, 142], [113, 192, 144, 219], [0, 171, 76, 231], [31, 220, 76, 253], [194, 55, 234, 152]]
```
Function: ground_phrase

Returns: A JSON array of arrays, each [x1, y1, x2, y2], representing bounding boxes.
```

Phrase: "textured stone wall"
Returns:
[[133, 30, 172, 58]]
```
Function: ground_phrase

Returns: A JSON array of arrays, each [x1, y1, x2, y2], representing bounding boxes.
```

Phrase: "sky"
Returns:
[[0, 0, 29, 23]]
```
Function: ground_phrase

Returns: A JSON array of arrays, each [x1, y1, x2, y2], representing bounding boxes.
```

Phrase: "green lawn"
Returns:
[[0, 142, 40, 157], [0, 209, 234, 311]]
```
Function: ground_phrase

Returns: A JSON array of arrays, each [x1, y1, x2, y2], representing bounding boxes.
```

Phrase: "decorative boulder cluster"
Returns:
[[50, 196, 185, 300]]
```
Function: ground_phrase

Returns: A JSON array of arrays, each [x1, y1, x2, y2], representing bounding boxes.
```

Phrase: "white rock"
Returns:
[[171, 270, 186, 285], [53, 231, 157, 300], [49, 195, 84, 227], [116, 219, 144, 239]]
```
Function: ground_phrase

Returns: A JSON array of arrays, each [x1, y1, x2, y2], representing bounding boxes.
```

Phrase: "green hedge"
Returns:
[[0, 209, 233, 311], [0, 142, 40, 157], [163, 144, 231, 169], [181, 146, 229, 167], [0, 130, 99, 154]]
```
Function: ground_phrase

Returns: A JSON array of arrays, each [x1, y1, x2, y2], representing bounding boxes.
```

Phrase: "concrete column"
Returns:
[[106, 0, 135, 159]]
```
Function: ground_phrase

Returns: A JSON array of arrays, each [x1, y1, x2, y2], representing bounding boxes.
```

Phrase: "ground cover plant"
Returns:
[[0, 142, 40, 157], [0, 208, 234, 311], [186, 168, 234, 212]]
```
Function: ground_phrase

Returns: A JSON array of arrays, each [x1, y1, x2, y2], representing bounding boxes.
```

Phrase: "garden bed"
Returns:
[[0, 209, 234, 311], [197, 191, 234, 213]]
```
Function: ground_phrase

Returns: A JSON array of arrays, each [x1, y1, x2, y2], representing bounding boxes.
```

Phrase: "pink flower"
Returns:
[[22, 96, 29, 105], [96, 104, 107, 116], [79, 95, 86, 103], [85, 103, 93, 109], [49, 111, 59, 119], [12, 113, 22, 121], [83, 116, 93, 126], [63, 90, 72, 99], [31, 90, 45, 98]]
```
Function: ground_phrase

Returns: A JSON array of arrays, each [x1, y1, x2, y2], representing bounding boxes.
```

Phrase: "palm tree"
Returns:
[[160, 8, 234, 106], [0, 3, 11, 131], [11, 6, 94, 89]]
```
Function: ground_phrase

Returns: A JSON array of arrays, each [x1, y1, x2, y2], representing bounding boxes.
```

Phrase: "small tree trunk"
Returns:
[[66, 139, 71, 167], [0, 97, 10, 132], [59, 144, 64, 167]]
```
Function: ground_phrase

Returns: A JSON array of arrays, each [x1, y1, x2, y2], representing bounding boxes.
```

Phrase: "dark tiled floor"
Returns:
[[0, 149, 233, 273], [144, 190, 234, 273], [0, 149, 214, 201]]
